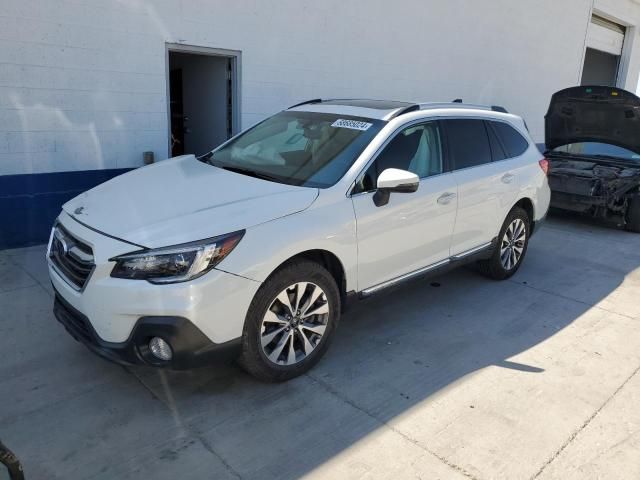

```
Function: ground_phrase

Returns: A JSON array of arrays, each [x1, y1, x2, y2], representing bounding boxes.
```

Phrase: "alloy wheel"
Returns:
[[500, 218, 527, 270], [260, 282, 330, 365]]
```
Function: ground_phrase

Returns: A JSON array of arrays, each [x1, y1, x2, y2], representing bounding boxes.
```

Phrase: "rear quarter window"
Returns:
[[491, 121, 529, 158], [486, 121, 507, 161]]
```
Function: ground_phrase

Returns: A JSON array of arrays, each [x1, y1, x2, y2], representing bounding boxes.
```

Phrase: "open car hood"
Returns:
[[545, 86, 640, 154]]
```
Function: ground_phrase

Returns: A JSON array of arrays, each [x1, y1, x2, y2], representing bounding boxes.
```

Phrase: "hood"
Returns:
[[545, 86, 640, 154], [63, 155, 319, 248]]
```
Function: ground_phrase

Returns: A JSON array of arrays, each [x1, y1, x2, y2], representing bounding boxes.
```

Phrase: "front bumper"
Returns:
[[53, 286, 242, 368], [48, 212, 261, 367]]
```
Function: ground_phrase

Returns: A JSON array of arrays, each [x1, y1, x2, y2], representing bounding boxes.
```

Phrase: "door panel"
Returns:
[[450, 163, 509, 254], [353, 173, 458, 290], [448, 119, 529, 255], [352, 121, 459, 290], [353, 121, 458, 290]]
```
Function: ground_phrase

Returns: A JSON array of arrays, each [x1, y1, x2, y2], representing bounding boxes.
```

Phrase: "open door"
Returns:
[[167, 47, 239, 157], [169, 68, 185, 156], [581, 14, 626, 87]]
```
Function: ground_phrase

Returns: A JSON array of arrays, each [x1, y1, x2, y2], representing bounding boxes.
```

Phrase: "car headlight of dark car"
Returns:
[[110, 230, 244, 284]]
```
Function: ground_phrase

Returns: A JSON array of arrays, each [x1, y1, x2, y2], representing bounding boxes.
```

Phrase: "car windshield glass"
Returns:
[[204, 111, 385, 188], [553, 142, 640, 163]]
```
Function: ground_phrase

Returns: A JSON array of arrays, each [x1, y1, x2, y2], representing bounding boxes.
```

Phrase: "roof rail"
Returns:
[[416, 102, 509, 114], [451, 98, 509, 113], [386, 104, 420, 120], [418, 102, 491, 111], [288, 98, 322, 109]]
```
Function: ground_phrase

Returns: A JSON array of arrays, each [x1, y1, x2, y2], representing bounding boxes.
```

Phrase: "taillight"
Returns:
[[538, 158, 549, 175]]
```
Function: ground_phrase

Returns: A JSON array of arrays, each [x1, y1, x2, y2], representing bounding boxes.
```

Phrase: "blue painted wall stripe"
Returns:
[[0, 168, 132, 249]]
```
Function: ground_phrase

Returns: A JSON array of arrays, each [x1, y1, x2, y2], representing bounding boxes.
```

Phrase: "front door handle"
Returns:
[[502, 173, 515, 184], [437, 192, 457, 205]]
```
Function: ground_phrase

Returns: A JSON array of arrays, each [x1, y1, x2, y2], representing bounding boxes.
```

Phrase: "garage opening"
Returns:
[[167, 47, 239, 157], [581, 15, 625, 87]]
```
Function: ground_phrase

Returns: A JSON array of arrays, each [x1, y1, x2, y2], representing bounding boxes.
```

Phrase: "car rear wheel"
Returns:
[[239, 260, 340, 382], [477, 206, 530, 280], [625, 196, 640, 233]]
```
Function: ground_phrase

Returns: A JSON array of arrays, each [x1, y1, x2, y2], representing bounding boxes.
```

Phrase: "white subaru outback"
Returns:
[[48, 99, 550, 381]]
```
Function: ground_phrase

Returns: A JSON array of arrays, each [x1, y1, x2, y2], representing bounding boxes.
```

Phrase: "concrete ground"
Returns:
[[1, 213, 639, 480]]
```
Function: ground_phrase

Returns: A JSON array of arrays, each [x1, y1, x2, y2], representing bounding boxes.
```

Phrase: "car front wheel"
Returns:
[[239, 260, 340, 382], [477, 206, 531, 280]]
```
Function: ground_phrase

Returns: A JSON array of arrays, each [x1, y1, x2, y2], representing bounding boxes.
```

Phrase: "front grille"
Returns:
[[48, 224, 95, 290]]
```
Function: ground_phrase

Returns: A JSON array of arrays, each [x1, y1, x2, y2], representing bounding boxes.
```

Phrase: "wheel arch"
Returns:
[[512, 197, 535, 230], [266, 249, 349, 306]]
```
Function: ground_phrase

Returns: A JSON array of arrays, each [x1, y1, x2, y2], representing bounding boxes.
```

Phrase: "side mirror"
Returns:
[[373, 168, 419, 207]]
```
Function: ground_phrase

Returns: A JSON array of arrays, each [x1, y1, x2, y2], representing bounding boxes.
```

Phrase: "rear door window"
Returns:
[[443, 119, 492, 170], [491, 121, 529, 158]]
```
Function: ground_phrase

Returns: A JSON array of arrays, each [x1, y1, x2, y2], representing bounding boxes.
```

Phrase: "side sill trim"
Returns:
[[359, 242, 494, 298], [450, 242, 492, 261], [361, 259, 451, 297]]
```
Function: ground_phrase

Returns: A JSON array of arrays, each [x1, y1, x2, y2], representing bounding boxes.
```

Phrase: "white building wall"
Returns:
[[1, 0, 640, 177]]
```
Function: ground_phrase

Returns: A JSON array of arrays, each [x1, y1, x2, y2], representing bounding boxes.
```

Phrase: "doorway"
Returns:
[[166, 45, 240, 157], [581, 48, 620, 86], [581, 14, 625, 87]]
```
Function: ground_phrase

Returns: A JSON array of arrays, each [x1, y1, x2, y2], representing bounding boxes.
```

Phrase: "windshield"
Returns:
[[204, 111, 385, 188], [552, 142, 640, 163]]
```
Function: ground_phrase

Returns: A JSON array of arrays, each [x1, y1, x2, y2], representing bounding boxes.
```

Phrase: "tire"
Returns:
[[476, 206, 531, 280], [0, 442, 24, 480], [239, 260, 340, 382], [625, 196, 640, 233]]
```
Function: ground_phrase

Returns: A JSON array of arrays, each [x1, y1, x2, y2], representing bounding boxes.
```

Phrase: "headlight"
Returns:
[[110, 231, 244, 284]]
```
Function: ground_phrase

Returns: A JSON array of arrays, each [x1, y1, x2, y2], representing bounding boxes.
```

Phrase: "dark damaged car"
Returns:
[[545, 86, 640, 232]]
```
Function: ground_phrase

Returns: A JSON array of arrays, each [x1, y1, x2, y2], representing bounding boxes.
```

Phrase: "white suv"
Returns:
[[48, 99, 550, 381]]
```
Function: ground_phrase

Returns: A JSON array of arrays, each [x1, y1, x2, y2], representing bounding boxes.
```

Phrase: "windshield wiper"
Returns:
[[218, 165, 282, 183]]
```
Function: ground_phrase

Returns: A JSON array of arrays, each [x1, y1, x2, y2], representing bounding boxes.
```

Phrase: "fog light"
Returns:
[[149, 337, 172, 361]]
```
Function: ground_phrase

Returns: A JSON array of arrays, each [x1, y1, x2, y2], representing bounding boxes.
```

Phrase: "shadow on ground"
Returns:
[[1, 213, 640, 479]]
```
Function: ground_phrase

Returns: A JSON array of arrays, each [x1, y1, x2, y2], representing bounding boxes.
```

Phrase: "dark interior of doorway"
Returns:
[[581, 47, 620, 87], [168, 51, 233, 157]]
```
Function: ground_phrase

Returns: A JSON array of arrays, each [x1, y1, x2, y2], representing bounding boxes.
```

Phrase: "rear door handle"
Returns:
[[437, 192, 457, 205], [502, 173, 515, 184]]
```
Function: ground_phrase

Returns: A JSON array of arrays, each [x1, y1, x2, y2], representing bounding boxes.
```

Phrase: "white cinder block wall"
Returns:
[[1, 0, 640, 177]]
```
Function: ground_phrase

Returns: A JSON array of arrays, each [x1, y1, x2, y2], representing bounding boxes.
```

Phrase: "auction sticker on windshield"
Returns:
[[331, 119, 373, 131]]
